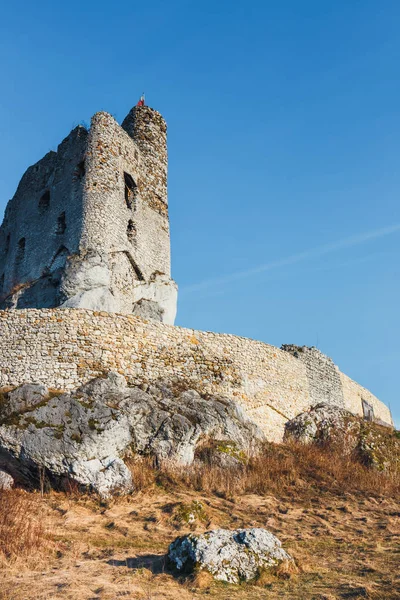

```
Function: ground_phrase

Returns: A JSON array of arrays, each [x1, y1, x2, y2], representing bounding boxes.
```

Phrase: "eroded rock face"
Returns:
[[0, 372, 264, 496], [168, 528, 293, 583]]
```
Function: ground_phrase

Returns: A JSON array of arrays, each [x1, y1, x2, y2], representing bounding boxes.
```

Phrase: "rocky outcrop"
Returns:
[[0, 372, 264, 496], [284, 403, 399, 471], [284, 402, 357, 446], [168, 528, 293, 583]]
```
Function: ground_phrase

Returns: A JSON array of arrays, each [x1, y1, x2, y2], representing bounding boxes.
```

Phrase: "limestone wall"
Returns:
[[281, 345, 344, 407], [340, 372, 392, 424], [0, 309, 392, 441]]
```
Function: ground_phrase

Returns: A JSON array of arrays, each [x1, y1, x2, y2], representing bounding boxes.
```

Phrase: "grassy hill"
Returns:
[[1, 432, 399, 599]]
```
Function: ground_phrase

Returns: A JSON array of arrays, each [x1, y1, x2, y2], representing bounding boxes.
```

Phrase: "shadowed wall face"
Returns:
[[0, 127, 87, 308]]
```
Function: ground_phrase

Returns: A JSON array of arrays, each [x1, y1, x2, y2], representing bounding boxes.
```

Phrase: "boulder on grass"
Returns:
[[168, 528, 293, 583], [284, 402, 359, 448]]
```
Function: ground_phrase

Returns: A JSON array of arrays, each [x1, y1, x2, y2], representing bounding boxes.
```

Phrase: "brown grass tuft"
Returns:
[[127, 456, 158, 491], [188, 570, 215, 590], [0, 489, 49, 560]]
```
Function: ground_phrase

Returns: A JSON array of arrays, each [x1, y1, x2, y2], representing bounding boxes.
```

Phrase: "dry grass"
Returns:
[[134, 440, 400, 501], [0, 489, 50, 561], [0, 441, 399, 599]]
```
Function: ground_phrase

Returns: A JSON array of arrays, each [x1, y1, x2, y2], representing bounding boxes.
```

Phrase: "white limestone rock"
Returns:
[[132, 298, 164, 321], [168, 528, 293, 583], [284, 402, 356, 445], [0, 372, 264, 496], [60, 250, 119, 313]]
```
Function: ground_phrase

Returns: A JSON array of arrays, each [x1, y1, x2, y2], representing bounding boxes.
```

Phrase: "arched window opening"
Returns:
[[127, 219, 136, 243], [39, 190, 50, 213], [16, 238, 25, 265], [56, 212, 66, 235], [124, 172, 137, 209], [5, 234, 10, 254]]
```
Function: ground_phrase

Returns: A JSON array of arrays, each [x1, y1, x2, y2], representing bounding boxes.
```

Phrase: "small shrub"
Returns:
[[173, 500, 208, 528]]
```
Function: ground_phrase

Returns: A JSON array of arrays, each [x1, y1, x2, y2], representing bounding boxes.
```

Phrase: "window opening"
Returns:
[[124, 172, 137, 209], [362, 399, 374, 422], [56, 212, 66, 235], [5, 234, 10, 254], [39, 191, 50, 213], [76, 161, 85, 179], [16, 238, 25, 265], [127, 219, 136, 243]]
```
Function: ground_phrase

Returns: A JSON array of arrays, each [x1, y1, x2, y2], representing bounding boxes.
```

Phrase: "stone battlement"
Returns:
[[0, 308, 392, 441]]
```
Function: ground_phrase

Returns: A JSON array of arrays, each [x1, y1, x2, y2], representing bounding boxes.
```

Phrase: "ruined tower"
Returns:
[[0, 105, 178, 324]]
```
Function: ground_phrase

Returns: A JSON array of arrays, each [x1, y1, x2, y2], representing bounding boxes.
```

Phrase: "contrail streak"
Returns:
[[180, 223, 400, 294]]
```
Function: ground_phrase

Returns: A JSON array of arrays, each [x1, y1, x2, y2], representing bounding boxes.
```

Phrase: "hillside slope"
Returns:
[[1, 432, 399, 600]]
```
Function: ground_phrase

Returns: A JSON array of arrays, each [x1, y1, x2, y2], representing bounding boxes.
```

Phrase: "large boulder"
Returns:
[[284, 403, 359, 447], [0, 373, 264, 496], [168, 528, 293, 583]]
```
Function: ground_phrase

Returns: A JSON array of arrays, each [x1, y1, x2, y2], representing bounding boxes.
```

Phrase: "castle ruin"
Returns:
[[0, 102, 393, 440], [0, 105, 177, 324]]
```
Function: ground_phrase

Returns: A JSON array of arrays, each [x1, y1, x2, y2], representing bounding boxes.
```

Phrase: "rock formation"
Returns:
[[284, 402, 398, 471], [0, 372, 264, 496], [168, 528, 294, 583]]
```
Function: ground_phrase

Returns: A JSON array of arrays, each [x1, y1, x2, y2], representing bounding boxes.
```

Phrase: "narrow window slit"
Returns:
[[127, 219, 136, 243], [76, 161, 86, 179], [124, 172, 137, 209], [16, 238, 25, 264], [56, 212, 66, 235]]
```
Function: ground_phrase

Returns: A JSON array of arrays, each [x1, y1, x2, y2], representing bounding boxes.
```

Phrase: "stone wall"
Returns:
[[0, 309, 392, 441], [281, 345, 344, 407]]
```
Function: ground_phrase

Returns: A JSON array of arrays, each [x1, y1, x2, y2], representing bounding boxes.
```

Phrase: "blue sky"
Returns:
[[0, 1, 399, 424]]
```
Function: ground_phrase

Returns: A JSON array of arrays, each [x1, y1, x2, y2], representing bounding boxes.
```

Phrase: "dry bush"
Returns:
[[0, 489, 49, 560], [127, 456, 158, 492], [129, 441, 400, 500]]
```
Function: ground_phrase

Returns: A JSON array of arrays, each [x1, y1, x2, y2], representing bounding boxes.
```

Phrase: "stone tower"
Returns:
[[0, 105, 178, 324]]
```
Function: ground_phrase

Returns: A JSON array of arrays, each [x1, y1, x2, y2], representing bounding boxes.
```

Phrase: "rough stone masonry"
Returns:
[[0, 309, 393, 441], [0, 105, 177, 324], [0, 102, 393, 441]]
